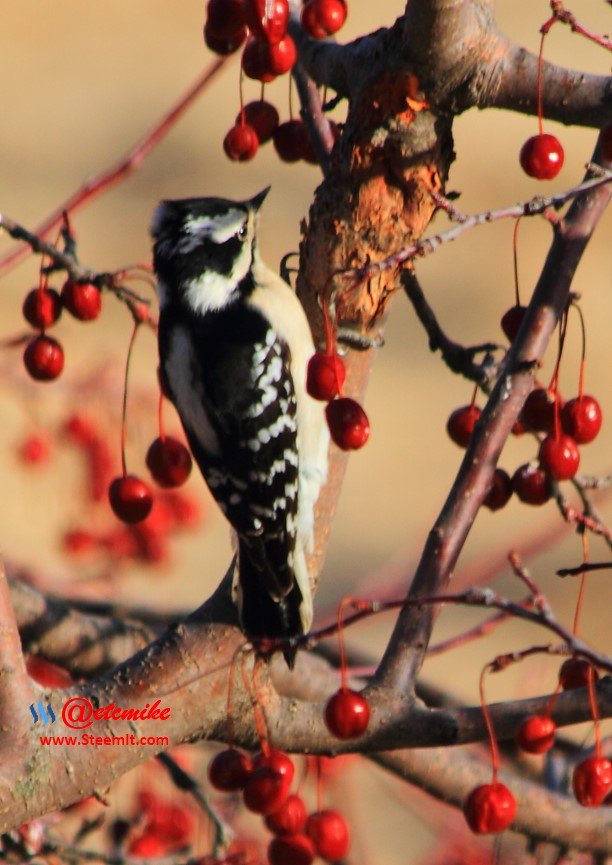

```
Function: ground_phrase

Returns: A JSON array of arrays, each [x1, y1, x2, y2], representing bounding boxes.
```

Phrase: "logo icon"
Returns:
[[29, 700, 56, 726]]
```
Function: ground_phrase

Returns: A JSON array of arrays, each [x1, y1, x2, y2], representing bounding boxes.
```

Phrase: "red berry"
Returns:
[[483, 468, 513, 511], [538, 434, 580, 481], [561, 396, 602, 445], [204, 22, 247, 54], [500, 304, 527, 341], [243, 766, 289, 814], [206, 0, 247, 39], [22, 288, 62, 329], [61, 280, 102, 321], [572, 757, 612, 808], [63, 413, 97, 445], [127, 833, 167, 857], [463, 783, 516, 834], [253, 749, 295, 788], [242, 38, 276, 82], [266, 35, 297, 75], [62, 528, 96, 555], [306, 809, 350, 861], [516, 715, 556, 755], [522, 387, 562, 433], [519, 134, 564, 180], [273, 120, 308, 163], [325, 398, 370, 450], [237, 101, 279, 144], [446, 404, 481, 448], [208, 748, 253, 791], [268, 833, 315, 865], [306, 352, 346, 401], [146, 436, 192, 488], [23, 335, 64, 381], [301, 0, 347, 38], [108, 475, 153, 524], [558, 658, 599, 691], [17, 434, 51, 465], [511, 463, 551, 506], [265, 794, 308, 835], [245, 0, 289, 44], [26, 655, 73, 688], [223, 123, 259, 161], [325, 688, 370, 739]]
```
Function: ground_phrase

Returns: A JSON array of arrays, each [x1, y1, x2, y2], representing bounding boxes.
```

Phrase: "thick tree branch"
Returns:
[[479, 36, 612, 127], [373, 132, 611, 694]]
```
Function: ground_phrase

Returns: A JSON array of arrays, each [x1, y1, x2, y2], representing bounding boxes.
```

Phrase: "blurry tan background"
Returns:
[[1, 2, 610, 860]]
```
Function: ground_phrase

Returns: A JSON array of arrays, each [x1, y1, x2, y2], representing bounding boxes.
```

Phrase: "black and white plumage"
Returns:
[[151, 189, 328, 665]]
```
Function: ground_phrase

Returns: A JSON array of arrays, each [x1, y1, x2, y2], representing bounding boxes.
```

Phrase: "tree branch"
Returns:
[[373, 131, 611, 694]]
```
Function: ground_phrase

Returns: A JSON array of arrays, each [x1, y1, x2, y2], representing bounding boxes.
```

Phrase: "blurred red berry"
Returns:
[[463, 783, 516, 834], [325, 688, 370, 739], [561, 396, 602, 444], [302, 0, 347, 39], [61, 280, 102, 321], [22, 287, 62, 329], [62, 528, 97, 555], [268, 833, 315, 865], [146, 436, 192, 488], [558, 658, 599, 691], [204, 22, 247, 54], [500, 304, 527, 341], [208, 748, 253, 791], [127, 833, 167, 858], [572, 757, 612, 808], [108, 475, 154, 524], [306, 809, 350, 861], [446, 404, 481, 447], [306, 352, 346, 401], [223, 123, 259, 161], [24, 335, 64, 381], [63, 413, 97, 445], [538, 433, 580, 480], [17, 433, 51, 465], [237, 100, 279, 144], [511, 463, 551, 506], [325, 398, 370, 450], [245, 0, 289, 44], [265, 794, 308, 835], [26, 655, 74, 688], [516, 715, 556, 754], [519, 134, 564, 180], [273, 120, 308, 162], [483, 468, 513, 511]]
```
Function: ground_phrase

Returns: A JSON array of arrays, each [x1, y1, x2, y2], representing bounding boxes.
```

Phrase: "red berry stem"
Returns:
[[572, 532, 589, 637], [336, 596, 353, 692], [240, 653, 271, 757], [536, 21, 556, 137], [158, 390, 166, 443], [587, 660, 602, 759], [572, 301, 588, 400], [549, 307, 569, 439], [316, 755, 323, 813], [479, 666, 501, 782], [120, 322, 140, 477], [512, 217, 522, 307]]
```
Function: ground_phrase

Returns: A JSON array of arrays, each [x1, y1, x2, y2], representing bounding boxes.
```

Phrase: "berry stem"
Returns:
[[549, 307, 569, 438], [226, 645, 245, 750], [240, 654, 270, 756], [479, 666, 501, 783], [157, 390, 166, 442], [572, 531, 589, 637], [536, 27, 552, 137], [586, 663, 602, 758], [120, 321, 140, 478], [288, 72, 294, 120], [337, 597, 350, 692], [572, 301, 587, 400], [512, 217, 522, 307], [239, 69, 246, 125], [469, 383, 478, 410], [316, 756, 323, 813]]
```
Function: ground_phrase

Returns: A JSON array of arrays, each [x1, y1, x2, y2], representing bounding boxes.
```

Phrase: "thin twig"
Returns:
[[548, 0, 612, 52], [0, 58, 227, 278], [557, 561, 612, 578]]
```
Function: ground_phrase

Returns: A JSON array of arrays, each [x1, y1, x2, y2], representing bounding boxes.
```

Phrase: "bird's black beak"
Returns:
[[249, 186, 271, 212]]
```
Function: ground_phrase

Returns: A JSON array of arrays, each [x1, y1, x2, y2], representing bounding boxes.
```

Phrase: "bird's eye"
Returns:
[[237, 225, 248, 240]]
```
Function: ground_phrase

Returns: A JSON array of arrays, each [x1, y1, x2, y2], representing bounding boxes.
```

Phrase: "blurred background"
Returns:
[[1, 2, 610, 861]]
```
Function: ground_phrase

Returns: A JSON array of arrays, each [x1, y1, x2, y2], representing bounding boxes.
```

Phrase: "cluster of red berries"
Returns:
[[208, 747, 351, 865], [126, 788, 195, 858], [306, 350, 370, 451], [205, 0, 346, 163], [447, 303, 603, 510], [108, 433, 193, 527], [462, 658, 608, 835], [22, 279, 102, 382]]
